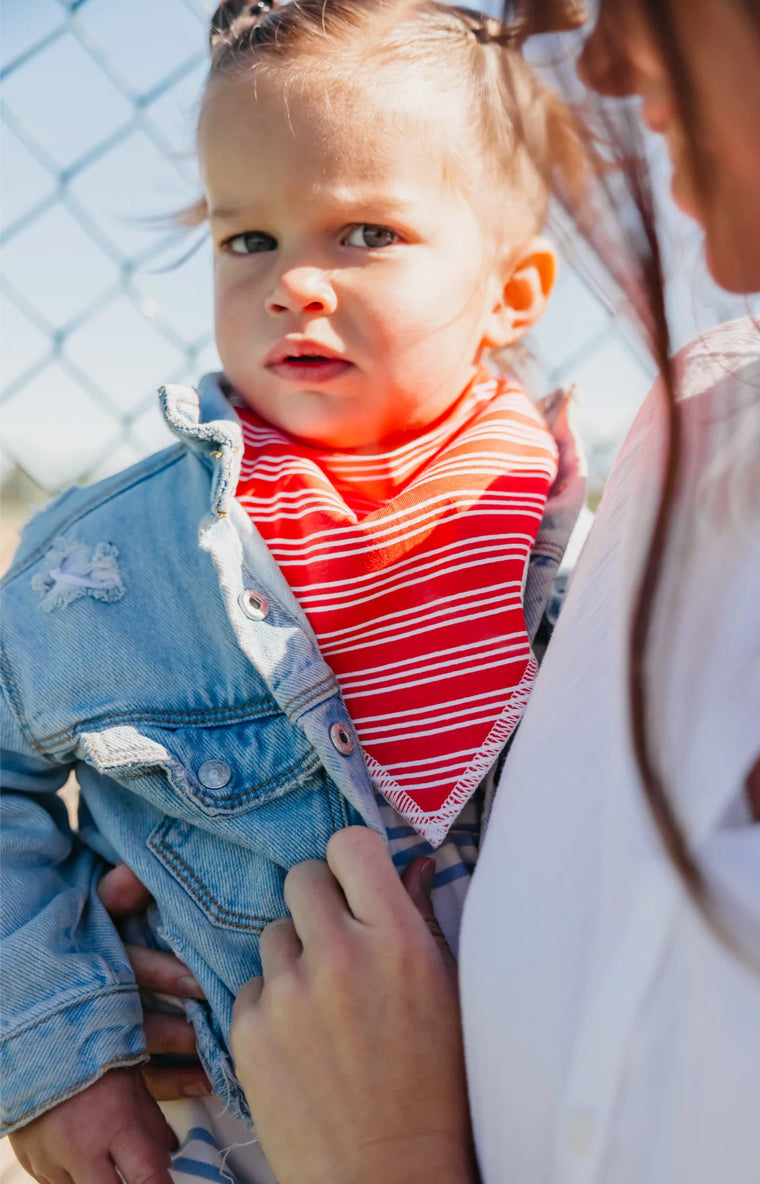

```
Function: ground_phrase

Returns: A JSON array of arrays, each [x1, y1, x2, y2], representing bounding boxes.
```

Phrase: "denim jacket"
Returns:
[[0, 374, 585, 1135]]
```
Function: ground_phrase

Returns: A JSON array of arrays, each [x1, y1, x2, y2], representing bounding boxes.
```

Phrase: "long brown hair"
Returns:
[[512, 0, 760, 909]]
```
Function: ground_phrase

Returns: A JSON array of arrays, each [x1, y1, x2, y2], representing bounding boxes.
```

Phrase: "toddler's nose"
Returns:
[[265, 268, 337, 317]]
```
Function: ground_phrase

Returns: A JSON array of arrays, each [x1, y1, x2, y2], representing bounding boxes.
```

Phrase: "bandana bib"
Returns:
[[235, 373, 557, 845]]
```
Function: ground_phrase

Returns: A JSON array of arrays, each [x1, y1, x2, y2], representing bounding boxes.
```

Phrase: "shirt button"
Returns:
[[197, 759, 232, 790], [239, 590, 269, 620], [330, 722, 355, 755]]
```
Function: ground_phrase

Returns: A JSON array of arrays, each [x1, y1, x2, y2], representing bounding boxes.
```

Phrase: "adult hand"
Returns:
[[231, 827, 477, 1184], [98, 863, 211, 1101]]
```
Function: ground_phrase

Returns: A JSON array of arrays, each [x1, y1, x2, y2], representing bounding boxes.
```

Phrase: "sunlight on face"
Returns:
[[198, 69, 518, 451], [583, 0, 760, 293]]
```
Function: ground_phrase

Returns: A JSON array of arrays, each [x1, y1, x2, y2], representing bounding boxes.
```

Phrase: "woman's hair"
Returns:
[[182, 0, 589, 246], [516, 0, 760, 913]]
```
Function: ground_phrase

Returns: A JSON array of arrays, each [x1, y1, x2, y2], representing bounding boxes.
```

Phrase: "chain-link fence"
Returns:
[[1, 0, 749, 566]]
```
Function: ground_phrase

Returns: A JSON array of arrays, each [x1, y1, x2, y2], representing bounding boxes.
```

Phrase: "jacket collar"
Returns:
[[159, 373, 242, 517]]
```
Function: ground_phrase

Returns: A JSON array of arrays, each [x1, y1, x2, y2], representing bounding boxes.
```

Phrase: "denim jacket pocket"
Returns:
[[78, 714, 321, 819], [148, 817, 286, 932], [145, 764, 355, 935], [78, 717, 357, 934]]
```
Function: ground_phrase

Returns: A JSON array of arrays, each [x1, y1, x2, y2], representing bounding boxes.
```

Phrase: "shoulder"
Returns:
[[673, 315, 760, 406], [2, 444, 193, 585], [613, 318, 760, 515], [671, 318, 760, 533], [3, 373, 238, 585]]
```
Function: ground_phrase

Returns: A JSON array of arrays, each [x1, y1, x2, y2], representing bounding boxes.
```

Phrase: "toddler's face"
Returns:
[[199, 71, 510, 451]]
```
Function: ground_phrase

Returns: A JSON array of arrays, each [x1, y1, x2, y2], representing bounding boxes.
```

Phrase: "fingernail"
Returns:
[[183, 1080, 212, 1097], [178, 975, 205, 997], [418, 857, 436, 893]]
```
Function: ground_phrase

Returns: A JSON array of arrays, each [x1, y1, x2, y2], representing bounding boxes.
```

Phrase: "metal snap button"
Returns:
[[197, 759, 232, 790], [329, 722, 354, 755], [239, 589, 269, 620]]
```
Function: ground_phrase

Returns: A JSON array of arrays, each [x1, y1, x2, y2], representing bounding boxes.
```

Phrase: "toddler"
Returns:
[[1, 2, 586, 1181]]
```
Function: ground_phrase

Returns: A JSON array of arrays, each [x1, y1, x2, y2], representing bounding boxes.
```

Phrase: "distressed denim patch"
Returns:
[[32, 536, 124, 612]]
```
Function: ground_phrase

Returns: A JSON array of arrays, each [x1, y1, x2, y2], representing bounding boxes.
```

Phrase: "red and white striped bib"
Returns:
[[235, 372, 557, 845]]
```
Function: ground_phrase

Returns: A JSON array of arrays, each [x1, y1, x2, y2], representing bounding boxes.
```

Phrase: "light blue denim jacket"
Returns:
[[0, 374, 585, 1135]]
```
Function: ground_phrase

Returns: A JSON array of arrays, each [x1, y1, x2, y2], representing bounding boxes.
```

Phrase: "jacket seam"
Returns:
[[282, 673, 337, 718], [118, 747, 321, 806], [37, 698, 283, 748], [1, 1053, 148, 1135], [149, 820, 273, 929], [327, 781, 350, 831], [1, 984, 139, 1045], [0, 639, 46, 757]]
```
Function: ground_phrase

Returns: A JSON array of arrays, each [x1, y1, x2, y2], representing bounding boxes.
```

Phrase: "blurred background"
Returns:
[[2, 0, 755, 570]]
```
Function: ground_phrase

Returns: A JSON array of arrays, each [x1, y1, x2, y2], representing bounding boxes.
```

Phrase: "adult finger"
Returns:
[[143, 1012, 198, 1057], [283, 858, 351, 944], [110, 1121, 175, 1184], [234, 974, 264, 1015], [62, 1160, 117, 1179], [98, 863, 153, 917], [259, 917, 302, 974], [325, 827, 409, 926], [110, 1149, 173, 1184], [72, 1159, 122, 1184], [126, 944, 205, 999], [141, 1063, 211, 1103], [52, 1157, 119, 1184], [401, 857, 458, 979]]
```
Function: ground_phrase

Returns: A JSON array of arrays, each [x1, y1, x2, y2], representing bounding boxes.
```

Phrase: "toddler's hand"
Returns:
[[9, 1065, 177, 1184]]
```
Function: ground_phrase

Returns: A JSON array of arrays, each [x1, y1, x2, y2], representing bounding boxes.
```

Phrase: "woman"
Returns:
[[103, 1, 760, 1181]]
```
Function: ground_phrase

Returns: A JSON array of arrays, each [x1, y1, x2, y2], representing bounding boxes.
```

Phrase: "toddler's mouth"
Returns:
[[266, 341, 352, 384], [267, 354, 353, 384]]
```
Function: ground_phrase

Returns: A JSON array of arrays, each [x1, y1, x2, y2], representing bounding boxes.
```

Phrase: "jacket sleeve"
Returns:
[[0, 682, 147, 1135]]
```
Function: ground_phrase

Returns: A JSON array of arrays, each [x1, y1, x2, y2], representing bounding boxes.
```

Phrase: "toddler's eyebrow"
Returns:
[[209, 190, 420, 224], [208, 204, 250, 222]]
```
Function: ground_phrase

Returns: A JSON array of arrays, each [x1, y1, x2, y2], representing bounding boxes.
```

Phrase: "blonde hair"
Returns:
[[182, 0, 587, 246]]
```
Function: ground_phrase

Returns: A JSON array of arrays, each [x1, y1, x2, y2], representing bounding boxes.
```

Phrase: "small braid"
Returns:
[[450, 2, 586, 49], [507, 0, 587, 37], [208, 0, 280, 49], [451, 6, 521, 47]]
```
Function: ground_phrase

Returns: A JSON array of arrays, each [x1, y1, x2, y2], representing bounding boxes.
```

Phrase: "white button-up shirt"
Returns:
[[461, 319, 760, 1184]]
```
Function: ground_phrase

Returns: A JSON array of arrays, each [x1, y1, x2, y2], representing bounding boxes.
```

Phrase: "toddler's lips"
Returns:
[[266, 355, 353, 384]]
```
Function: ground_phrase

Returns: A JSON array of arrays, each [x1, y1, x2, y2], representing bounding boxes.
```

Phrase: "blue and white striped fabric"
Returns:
[[375, 790, 481, 958], [171, 1125, 236, 1184], [165, 1099, 277, 1184]]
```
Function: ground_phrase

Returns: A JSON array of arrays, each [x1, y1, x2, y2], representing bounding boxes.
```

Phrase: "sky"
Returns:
[[1, 0, 754, 506]]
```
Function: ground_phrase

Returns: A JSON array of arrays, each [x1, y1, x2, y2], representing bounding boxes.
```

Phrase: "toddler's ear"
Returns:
[[482, 237, 557, 349]]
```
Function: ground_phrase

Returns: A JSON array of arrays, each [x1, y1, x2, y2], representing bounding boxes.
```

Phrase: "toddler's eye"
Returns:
[[225, 231, 277, 255], [343, 224, 399, 249]]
